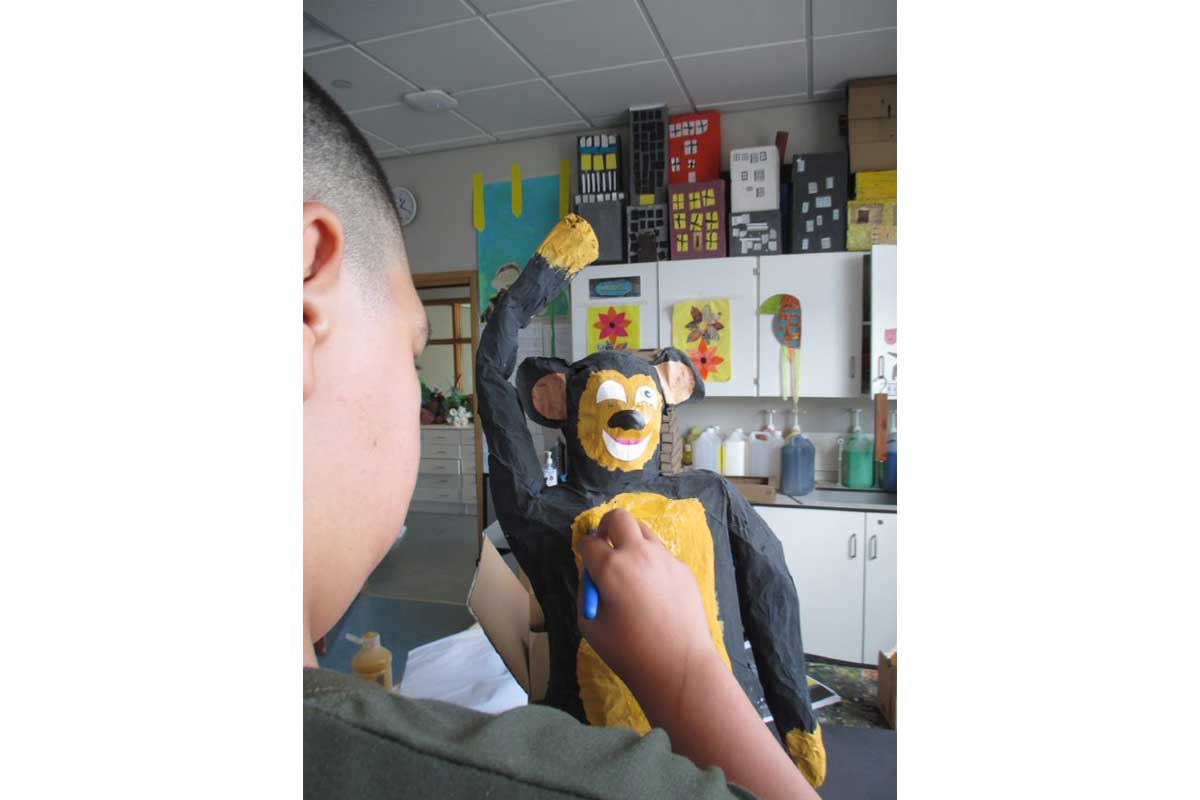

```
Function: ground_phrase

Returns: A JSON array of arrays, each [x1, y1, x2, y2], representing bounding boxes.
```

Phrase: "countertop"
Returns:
[[751, 483, 897, 513]]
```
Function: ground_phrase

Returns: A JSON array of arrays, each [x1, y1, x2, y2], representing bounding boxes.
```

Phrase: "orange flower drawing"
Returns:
[[687, 338, 724, 380], [594, 306, 630, 344]]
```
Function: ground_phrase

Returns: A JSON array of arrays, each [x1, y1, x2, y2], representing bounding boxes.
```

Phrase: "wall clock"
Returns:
[[392, 186, 417, 226]]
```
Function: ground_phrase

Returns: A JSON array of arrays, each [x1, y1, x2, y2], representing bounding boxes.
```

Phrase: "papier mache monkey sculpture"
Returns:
[[476, 214, 827, 787]]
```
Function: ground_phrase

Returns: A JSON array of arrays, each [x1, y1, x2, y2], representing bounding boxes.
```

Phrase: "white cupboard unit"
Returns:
[[869, 244, 897, 397], [656, 256, 759, 397], [757, 506, 866, 664], [757, 253, 864, 399], [863, 512, 897, 659], [412, 426, 478, 515], [568, 262, 658, 362]]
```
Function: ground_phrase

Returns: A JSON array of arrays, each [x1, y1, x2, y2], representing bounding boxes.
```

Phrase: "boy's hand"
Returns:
[[575, 508, 720, 715]]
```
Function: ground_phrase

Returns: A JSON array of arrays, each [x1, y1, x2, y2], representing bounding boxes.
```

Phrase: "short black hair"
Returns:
[[303, 73, 404, 293]]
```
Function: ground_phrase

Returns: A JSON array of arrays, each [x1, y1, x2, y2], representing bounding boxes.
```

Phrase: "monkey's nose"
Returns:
[[608, 410, 646, 431]]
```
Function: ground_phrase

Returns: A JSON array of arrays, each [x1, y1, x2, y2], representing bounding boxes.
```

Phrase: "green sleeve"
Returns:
[[305, 668, 757, 799]]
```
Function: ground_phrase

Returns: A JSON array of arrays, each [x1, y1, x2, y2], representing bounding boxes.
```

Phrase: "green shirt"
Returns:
[[305, 668, 756, 799]]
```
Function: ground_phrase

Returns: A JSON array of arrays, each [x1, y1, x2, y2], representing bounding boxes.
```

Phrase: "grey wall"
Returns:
[[382, 100, 846, 275]]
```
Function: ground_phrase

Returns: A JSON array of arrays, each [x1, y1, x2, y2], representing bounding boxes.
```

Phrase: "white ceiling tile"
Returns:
[[303, 16, 343, 51], [698, 93, 810, 113], [361, 19, 533, 93], [304, 47, 417, 111], [350, 105, 485, 148], [304, 0, 475, 42], [490, 0, 661, 76], [473, 0, 551, 11], [360, 129, 400, 153], [675, 41, 807, 106], [494, 121, 589, 142], [551, 61, 688, 119], [406, 135, 495, 154], [812, 0, 896, 38], [454, 81, 580, 133], [588, 113, 629, 130], [642, 0, 806, 56], [811, 28, 895, 93]]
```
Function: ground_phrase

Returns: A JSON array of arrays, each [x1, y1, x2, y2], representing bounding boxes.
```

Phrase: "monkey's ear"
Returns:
[[517, 357, 571, 428], [653, 347, 704, 406]]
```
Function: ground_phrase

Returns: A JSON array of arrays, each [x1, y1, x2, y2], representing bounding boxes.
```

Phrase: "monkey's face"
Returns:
[[575, 369, 663, 472]]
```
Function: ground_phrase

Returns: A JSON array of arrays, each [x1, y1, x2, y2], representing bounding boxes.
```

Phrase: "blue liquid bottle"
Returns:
[[882, 410, 897, 492], [779, 409, 816, 497]]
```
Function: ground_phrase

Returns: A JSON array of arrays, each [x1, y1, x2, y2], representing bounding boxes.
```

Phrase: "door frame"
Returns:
[[413, 270, 484, 536]]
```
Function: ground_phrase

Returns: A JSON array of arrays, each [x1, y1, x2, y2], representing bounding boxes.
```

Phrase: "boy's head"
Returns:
[[303, 74, 427, 647]]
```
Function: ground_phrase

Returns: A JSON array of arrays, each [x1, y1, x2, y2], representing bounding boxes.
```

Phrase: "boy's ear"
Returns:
[[653, 347, 704, 406], [517, 357, 572, 428]]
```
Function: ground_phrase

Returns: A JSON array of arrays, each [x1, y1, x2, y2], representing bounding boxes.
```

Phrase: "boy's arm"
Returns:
[[723, 482, 826, 788], [476, 215, 598, 540]]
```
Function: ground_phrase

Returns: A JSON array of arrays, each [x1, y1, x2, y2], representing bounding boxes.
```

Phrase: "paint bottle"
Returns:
[[682, 426, 702, 467], [780, 422, 816, 498], [749, 409, 784, 484], [841, 408, 876, 489], [693, 427, 721, 472], [352, 632, 393, 690], [721, 428, 748, 477], [882, 410, 897, 492]]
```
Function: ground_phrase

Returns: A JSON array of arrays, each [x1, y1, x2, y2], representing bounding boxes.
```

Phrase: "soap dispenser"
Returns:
[[841, 408, 875, 489]]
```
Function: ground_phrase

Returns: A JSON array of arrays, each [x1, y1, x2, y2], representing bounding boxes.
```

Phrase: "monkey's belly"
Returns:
[[570, 492, 732, 733]]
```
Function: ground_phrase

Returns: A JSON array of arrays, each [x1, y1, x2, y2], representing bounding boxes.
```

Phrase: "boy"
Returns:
[[302, 74, 819, 800]]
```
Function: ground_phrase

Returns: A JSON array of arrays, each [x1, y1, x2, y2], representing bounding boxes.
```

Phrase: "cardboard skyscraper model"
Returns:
[[626, 205, 668, 262], [574, 133, 625, 264], [668, 180, 727, 260], [667, 111, 721, 185], [731, 210, 782, 256], [476, 214, 828, 789], [790, 152, 848, 253], [729, 145, 780, 213], [629, 105, 668, 207]]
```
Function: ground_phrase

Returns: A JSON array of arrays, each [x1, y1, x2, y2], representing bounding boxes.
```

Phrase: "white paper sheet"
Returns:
[[396, 624, 528, 715]]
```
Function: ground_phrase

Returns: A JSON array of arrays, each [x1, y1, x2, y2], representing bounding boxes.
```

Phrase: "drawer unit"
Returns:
[[416, 474, 459, 491], [421, 428, 460, 447], [413, 485, 463, 502], [462, 476, 478, 501], [419, 458, 461, 476], [423, 443, 461, 460]]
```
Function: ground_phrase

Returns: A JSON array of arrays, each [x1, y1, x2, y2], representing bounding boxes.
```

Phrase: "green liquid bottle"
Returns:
[[841, 408, 876, 489]]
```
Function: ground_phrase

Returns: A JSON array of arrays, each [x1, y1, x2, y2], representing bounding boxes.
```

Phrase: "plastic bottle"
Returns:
[[352, 632, 393, 689], [783, 407, 805, 442], [682, 426, 702, 466], [543, 450, 557, 487], [721, 428, 748, 476], [693, 427, 721, 472], [780, 427, 816, 497], [841, 408, 876, 489], [749, 409, 785, 484], [882, 410, 897, 492]]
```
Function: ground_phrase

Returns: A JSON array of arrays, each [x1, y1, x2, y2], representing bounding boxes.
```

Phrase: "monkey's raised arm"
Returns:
[[723, 481, 827, 789], [476, 214, 598, 521]]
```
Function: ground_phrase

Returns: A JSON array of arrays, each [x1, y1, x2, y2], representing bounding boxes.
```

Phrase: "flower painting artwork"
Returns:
[[672, 298, 732, 382], [586, 304, 641, 354]]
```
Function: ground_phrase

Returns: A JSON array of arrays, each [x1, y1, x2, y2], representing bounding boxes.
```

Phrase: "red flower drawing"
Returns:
[[595, 307, 630, 344], [687, 338, 725, 380]]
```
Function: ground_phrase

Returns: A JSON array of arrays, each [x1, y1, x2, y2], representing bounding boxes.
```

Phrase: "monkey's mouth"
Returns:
[[601, 429, 653, 462]]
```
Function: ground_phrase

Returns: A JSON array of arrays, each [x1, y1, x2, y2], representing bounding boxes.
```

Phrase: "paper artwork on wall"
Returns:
[[629, 105, 668, 206], [589, 276, 641, 299], [730, 210, 781, 256], [587, 304, 641, 353], [790, 152, 848, 253], [729, 146, 780, 212], [668, 180, 726, 260], [758, 294, 803, 408], [667, 111, 721, 185], [672, 299, 731, 382], [477, 172, 566, 319], [626, 205, 668, 262]]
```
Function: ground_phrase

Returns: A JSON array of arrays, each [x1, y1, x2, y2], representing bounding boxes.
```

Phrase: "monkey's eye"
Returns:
[[635, 386, 659, 407], [596, 380, 627, 405]]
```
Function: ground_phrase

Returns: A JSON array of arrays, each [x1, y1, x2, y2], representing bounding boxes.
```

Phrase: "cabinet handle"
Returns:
[[849, 534, 858, 559], [869, 534, 878, 560], [849, 356, 856, 379]]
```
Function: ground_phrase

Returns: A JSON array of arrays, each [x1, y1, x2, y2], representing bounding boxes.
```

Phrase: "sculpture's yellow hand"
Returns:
[[536, 212, 599, 275]]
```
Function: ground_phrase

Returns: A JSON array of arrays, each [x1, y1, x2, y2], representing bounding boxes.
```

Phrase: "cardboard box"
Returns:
[[853, 169, 897, 201], [848, 77, 896, 173], [877, 648, 896, 729]]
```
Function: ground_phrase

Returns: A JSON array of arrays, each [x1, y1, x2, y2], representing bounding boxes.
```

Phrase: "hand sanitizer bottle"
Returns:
[[543, 450, 558, 487]]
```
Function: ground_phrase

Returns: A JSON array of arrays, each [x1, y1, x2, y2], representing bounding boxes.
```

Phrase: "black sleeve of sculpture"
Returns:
[[476, 252, 572, 531], [723, 482, 818, 737]]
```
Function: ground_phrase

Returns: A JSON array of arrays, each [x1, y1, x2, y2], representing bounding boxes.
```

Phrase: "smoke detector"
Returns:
[[403, 90, 458, 113]]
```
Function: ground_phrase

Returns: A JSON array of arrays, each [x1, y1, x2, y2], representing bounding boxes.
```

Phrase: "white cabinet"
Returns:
[[413, 426, 477, 515], [757, 506, 866, 664], [757, 505, 897, 664], [863, 512, 897, 659], [757, 253, 864, 399], [569, 262, 658, 362], [656, 256, 759, 397], [869, 244, 897, 397]]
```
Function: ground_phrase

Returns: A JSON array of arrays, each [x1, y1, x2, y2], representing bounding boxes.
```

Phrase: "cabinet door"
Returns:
[[757, 506, 865, 663], [569, 261, 659, 362], [657, 256, 758, 396], [863, 513, 897, 659], [757, 253, 864, 399], [869, 245, 897, 397]]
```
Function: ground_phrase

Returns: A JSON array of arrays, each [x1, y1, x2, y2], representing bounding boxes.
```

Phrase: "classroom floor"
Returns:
[[810, 657, 892, 730]]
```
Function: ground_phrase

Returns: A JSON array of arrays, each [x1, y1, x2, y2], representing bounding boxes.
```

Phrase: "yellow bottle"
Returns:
[[351, 631, 393, 689]]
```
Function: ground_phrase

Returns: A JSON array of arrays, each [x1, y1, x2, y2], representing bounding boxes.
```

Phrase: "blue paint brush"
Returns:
[[582, 527, 600, 619]]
